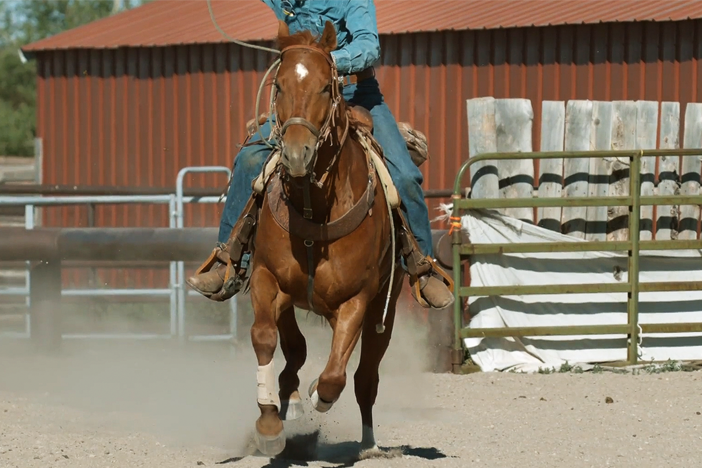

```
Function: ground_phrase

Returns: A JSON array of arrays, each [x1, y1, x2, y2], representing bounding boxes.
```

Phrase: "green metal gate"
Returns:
[[450, 149, 702, 370]]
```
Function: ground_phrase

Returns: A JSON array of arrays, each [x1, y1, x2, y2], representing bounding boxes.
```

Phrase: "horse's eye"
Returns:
[[321, 83, 332, 95], [274, 82, 282, 93]]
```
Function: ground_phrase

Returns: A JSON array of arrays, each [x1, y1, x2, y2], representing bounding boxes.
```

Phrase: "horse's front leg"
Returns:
[[277, 306, 306, 421], [308, 296, 366, 413], [354, 274, 402, 452], [250, 267, 286, 456]]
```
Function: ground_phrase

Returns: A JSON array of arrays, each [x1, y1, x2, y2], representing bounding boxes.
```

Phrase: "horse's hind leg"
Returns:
[[354, 281, 401, 451], [277, 306, 306, 421], [250, 268, 285, 456]]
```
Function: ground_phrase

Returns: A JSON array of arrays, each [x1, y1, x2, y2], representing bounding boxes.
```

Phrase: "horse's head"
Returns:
[[273, 20, 340, 178]]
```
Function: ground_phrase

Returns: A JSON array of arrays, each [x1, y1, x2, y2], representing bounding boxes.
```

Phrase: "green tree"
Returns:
[[0, 0, 148, 156], [0, 47, 36, 156]]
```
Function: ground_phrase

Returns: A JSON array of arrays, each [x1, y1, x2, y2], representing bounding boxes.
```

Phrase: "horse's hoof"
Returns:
[[307, 378, 319, 398], [308, 379, 335, 413], [279, 397, 304, 421], [360, 425, 377, 452], [254, 428, 286, 457], [359, 445, 382, 458]]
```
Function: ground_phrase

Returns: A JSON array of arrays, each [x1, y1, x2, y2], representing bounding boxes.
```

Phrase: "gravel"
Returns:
[[1, 315, 701, 468]]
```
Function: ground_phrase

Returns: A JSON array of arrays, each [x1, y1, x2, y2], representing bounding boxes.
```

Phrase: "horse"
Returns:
[[247, 20, 405, 456]]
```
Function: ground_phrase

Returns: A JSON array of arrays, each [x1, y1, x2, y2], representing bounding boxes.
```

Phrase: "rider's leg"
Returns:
[[344, 79, 454, 309], [187, 119, 274, 296]]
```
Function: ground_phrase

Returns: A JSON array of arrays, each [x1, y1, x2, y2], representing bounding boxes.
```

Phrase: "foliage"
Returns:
[[0, 0, 149, 156]]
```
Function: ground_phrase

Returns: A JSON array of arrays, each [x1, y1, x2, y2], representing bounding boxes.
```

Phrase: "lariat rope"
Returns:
[[206, 0, 281, 55]]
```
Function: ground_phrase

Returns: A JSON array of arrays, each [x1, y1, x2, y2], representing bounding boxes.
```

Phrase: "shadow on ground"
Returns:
[[217, 430, 451, 467]]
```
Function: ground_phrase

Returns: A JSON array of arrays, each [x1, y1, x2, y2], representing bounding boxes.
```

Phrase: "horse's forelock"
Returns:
[[277, 30, 321, 52]]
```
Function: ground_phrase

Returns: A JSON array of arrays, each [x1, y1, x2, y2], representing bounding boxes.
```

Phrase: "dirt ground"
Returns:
[[1, 310, 702, 468]]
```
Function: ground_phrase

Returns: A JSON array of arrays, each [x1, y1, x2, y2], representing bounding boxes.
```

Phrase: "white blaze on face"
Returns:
[[295, 63, 309, 81]]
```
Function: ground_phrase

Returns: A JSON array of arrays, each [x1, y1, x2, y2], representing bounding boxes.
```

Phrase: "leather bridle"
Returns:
[[271, 44, 349, 187]]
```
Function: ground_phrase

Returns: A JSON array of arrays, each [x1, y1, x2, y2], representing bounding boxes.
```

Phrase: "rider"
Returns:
[[187, 0, 454, 309]]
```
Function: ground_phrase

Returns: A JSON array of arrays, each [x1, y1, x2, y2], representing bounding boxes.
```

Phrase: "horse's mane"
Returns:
[[277, 30, 326, 53]]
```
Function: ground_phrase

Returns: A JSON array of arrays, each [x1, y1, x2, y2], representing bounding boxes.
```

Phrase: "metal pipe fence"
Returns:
[[450, 148, 702, 371], [1, 164, 457, 348], [0, 166, 235, 343]]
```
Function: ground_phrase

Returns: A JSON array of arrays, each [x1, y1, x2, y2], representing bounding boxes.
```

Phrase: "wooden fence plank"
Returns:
[[561, 100, 592, 238], [537, 101, 565, 232], [585, 101, 613, 241], [495, 99, 534, 222], [467, 97, 499, 200], [656, 101, 681, 240], [679, 103, 702, 240], [608, 101, 637, 241], [636, 101, 659, 240]]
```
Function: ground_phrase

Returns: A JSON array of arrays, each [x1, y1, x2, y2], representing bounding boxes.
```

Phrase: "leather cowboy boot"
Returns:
[[187, 243, 229, 296], [188, 266, 226, 295], [415, 263, 455, 309], [395, 214, 455, 310], [186, 194, 260, 302]]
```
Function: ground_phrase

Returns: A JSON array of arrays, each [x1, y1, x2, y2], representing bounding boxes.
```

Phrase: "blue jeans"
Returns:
[[217, 78, 433, 258]]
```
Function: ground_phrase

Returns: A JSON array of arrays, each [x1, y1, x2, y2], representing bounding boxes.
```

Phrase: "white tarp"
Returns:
[[450, 208, 702, 373]]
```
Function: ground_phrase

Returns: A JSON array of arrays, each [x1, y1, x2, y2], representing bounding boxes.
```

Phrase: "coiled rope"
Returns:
[[207, 0, 281, 147]]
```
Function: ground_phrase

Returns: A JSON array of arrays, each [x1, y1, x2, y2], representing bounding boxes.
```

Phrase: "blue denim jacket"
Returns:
[[261, 0, 380, 75]]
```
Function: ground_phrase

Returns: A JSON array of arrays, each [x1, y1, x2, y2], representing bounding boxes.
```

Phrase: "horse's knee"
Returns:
[[355, 366, 380, 396], [318, 369, 346, 402], [286, 347, 307, 370], [251, 322, 277, 360]]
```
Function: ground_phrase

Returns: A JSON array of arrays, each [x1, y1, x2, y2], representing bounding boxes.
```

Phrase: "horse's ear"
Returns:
[[318, 20, 337, 53], [278, 20, 290, 39]]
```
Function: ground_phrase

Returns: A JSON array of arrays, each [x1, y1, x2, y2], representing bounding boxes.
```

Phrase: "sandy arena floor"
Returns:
[[1, 313, 702, 468]]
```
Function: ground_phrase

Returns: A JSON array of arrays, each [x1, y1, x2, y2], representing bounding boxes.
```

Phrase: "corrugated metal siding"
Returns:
[[36, 20, 702, 288], [377, 20, 702, 224], [36, 41, 278, 288]]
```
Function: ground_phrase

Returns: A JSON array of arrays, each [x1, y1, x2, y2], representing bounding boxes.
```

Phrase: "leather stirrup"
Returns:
[[191, 193, 260, 302]]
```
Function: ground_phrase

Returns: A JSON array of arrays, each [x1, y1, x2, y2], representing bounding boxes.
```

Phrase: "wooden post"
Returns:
[[680, 103, 702, 240], [495, 99, 534, 222], [537, 101, 565, 232], [586, 101, 613, 241], [608, 101, 637, 242], [33, 137, 43, 228], [467, 97, 499, 200], [29, 259, 62, 352], [562, 100, 593, 238], [636, 101, 659, 240], [656, 102, 681, 240]]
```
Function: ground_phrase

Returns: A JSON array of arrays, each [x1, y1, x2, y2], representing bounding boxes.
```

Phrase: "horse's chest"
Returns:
[[255, 187, 387, 309], [276, 244, 368, 291]]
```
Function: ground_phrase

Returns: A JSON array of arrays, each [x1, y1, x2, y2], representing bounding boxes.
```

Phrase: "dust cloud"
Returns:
[[0, 291, 439, 458]]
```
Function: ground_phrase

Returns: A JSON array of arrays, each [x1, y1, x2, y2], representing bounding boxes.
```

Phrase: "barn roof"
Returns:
[[22, 0, 702, 53]]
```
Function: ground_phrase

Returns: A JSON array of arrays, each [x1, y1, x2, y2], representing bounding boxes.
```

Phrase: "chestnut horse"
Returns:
[[248, 21, 404, 456]]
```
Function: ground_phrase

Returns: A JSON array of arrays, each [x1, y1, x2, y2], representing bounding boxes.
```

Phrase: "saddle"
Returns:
[[251, 114, 400, 210]]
